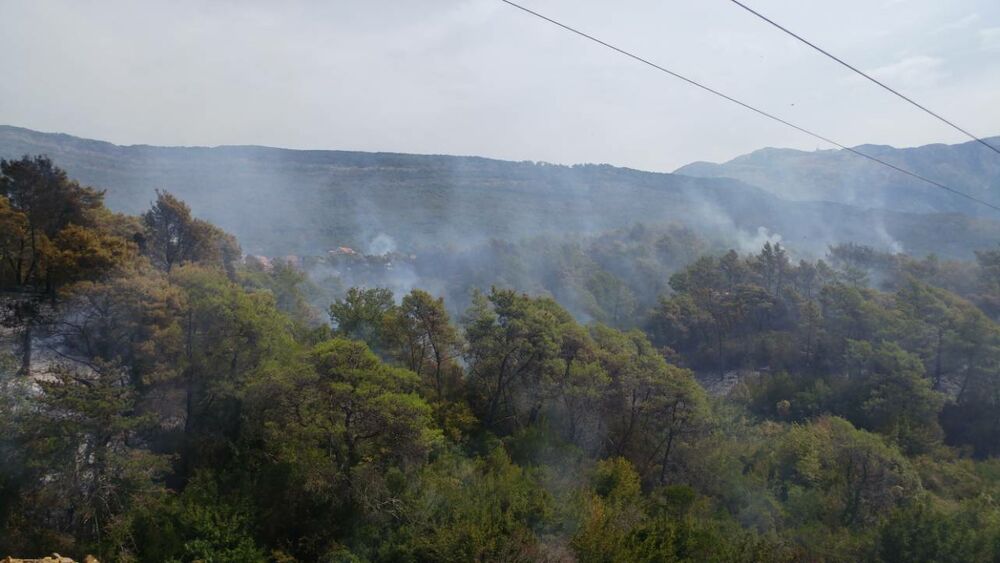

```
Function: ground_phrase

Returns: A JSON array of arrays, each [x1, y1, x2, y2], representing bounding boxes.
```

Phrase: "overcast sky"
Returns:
[[2, 0, 999, 171]]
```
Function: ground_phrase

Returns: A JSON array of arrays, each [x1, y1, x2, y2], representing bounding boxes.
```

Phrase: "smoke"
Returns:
[[13, 128, 988, 327], [366, 233, 397, 256], [873, 219, 905, 254], [737, 226, 783, 254]]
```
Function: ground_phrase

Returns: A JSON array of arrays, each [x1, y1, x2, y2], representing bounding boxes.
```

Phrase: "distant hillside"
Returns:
[[675, 137, 1000, 215], [1, 125, 998, 259]]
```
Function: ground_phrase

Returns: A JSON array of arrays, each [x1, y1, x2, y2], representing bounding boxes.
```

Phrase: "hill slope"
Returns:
[[676, 137, 1000, 215], [1, 125, 997, 258]]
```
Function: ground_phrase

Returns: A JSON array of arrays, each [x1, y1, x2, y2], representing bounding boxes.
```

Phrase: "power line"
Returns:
[[727, 0, 1000, 156], [496, 0, 1000, 213]]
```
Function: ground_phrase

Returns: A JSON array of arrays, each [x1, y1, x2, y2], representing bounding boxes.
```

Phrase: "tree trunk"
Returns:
[[18, 317, 31, 376], [659, 430, 676, 485]]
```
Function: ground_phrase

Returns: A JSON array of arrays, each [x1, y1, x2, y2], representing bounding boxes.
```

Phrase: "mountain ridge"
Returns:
[[675, 135, 1000, 214], [1, 125, 997, 260]]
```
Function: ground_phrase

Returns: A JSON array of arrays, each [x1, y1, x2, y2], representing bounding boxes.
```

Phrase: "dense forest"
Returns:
[[2, 155, 1000, 562]]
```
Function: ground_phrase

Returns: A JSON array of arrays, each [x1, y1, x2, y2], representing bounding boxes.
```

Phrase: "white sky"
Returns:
[[2, 0, 999, 171]]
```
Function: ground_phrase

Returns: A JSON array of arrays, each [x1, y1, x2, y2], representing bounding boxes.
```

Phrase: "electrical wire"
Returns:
[[727, 0, 1000, 156], [496, 0, 1000, 212]]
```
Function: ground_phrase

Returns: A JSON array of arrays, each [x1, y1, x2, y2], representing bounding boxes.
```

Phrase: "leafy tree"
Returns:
[[0, 156, 107, 291], [15, 364, 167, 557], [245, 338, 440, 557], [877, 499, 1000, 563], [55, 271, 186, 386], [894, 279, 964, 390], [571, 457, 645, 560], [389, 448, 552, 562], [142, 190, 239, 274], [390, 289, 461, 400], [843, 341, 944, 455], [585, 269, 637, 328], [240, 258, 322, 328], [544, 323, 607, 451], [0, 156, 104, 237], [128, 474, 267, 563], [772, 417, 920, 528], [170, 264, 293, 476], [48, 223, 134, 287], [329, 286, 396, 352], [594, 326, 710, 485], [462, 288, 564, 432], [973, 247, 1000, 320], [573, 458, 794, 562], [0, 195, 30, 289], [819, 283, 900, 365], [751, 241, 791, 296]]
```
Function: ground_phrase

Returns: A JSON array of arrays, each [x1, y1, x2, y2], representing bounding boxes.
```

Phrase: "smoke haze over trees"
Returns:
[[2, 125, 998, 261], [0, 134, 999, 561]]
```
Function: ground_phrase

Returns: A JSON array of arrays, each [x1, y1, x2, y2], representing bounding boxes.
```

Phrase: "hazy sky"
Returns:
[[2, 0, 999, 171]]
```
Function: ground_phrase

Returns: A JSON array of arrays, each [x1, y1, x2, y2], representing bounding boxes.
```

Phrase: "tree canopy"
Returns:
[[4, 158, 1000, 561]]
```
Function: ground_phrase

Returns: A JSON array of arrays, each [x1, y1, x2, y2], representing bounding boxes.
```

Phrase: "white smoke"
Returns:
[[738, 226, 783, 254], [873, 220, 904, 254], [367, 233, 397, 256]]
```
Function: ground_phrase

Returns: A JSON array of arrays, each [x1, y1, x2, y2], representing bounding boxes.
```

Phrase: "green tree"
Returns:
[[0, 155, 106, 291], [55, 271, 186, 386], [170, 264, 294, 478], [773, 417, 920, 528], [141, 190, 239, 274], [240, 258, 322, 328], [844, 341, 945, 454], [462, 288, 564, 432], [390, 289, 461, 400], [389, 448, 551, 562], [245, 338, 440, 557], [878, 500, 1000, 563], [585, 269, 637, 328], [594, 326, 710, 485], [48, 223, 134, 287], [0, 195, 30, 289], [128, 474, 266, 563], [16, 364, 167, 558], [329, 286, 396, 352]]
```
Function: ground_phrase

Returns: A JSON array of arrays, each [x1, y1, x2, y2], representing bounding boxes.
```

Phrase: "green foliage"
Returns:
[[6, 159, 1000, 561], [462, 288, 568, 432], [572, 458, 795, 562], [142, 189, 240, 274], [391, 289, 462, 400], [328, 286, 396, 351], [387, 448, 554, 562], [14, 364, 169, 558], [241, 338, 440, 559], [240, 258, 323, 329], [773, 417, 921, 527], [843, 341, 945, 454], [0, 156, 133, 293], [877, 499, 1000, 563], [128, 475, 266, 563], [593, 325, 710, 485]]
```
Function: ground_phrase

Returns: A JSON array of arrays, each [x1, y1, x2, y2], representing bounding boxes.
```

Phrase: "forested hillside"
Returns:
[[676, 136, 1000, 215], [3, 157, 1000, 561], [2, 125, 999, 260]]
